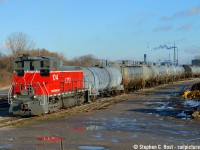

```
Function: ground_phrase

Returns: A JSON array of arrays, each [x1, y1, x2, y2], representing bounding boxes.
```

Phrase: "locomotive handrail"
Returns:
[[8, 82, 15, 104], [43, 82, 49, 104], [83, 79, 94, 95], [36, 82, 46, 106], [23, 72, 27, 89], [31, 71, 37, 85], [84, 67, 97, 93]]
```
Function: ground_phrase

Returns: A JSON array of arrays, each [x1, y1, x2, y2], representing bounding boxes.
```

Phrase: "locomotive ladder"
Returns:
[[36, 82, 49, 106], [8, 82, 15, 104]]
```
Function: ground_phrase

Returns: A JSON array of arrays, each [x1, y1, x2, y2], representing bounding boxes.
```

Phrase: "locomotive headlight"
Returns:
[[13, 94, 17, 99], [33, 95, 37, 99]]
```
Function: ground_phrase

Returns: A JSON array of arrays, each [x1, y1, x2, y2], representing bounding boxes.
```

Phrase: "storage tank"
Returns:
[[150, 65, 159, 79], [157, 65, 169, 81], [104, 63, 123, 90], [168, 66, 176, 79], [191, 66, 200, 77], [166, 66, 174, 79], [142, 65, 153, 82], [175, 66, 185, 78], [82, 67, 109, 95], [122, 66, 143, 87]]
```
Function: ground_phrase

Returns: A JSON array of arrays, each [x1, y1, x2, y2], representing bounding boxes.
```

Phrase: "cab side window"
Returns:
[[41, 61, 50, 68], [15, 61, 24, 69], [15, 61, 24, 76], [30, 61, 34, 70], [53, 61, 57, 69]]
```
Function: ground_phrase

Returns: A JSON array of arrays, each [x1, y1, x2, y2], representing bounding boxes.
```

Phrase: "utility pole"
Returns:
[[177, 48, 178, 65], [174, 42, 176, 66]]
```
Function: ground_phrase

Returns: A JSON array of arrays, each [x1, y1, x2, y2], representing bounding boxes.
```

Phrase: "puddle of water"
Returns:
[[110, 138, 119, 143], [169, 92, 180, 97], [184, 100, 200, 108], [141, 95, 199, 119], [165, 95, 171, 99], [187, 138, 200, 142], [132, 134, 138, 138], [92, 133, 102, 139], [70, 127, 85, 132], [9, 137, 16, 141], [177, 111, 189, 117], [155, 105, 166, 110], [166, 106, 174, 109], [0, 144, 13, 149], [86, 125, 104, 131], [36, 137, 63, 142], [79, 145, 108, 150]]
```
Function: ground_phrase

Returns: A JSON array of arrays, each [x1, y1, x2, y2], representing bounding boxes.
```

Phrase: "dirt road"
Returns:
[[0, 79, 200, 150]]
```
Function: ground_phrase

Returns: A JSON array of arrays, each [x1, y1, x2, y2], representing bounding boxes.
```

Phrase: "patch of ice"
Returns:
[[184, 100, 200, 108], [177, 111, 188, 117]]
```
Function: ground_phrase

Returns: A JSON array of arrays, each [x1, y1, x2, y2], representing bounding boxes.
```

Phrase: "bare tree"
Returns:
[[69, 54, 98, 66], [6, 32, 35, 56]]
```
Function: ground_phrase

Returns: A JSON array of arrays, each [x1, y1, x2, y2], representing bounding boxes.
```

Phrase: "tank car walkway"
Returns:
[[0, 79, 200, 149]]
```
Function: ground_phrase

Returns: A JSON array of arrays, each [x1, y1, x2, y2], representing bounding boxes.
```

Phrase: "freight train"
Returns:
[[8, 54, 200, 116]]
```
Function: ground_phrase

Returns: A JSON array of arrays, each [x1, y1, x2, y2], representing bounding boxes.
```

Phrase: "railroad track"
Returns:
[[0, 117, 29, 128], [0, 100, 9, 108], [0, 94, 9, 108], [0, 95, 127, 129]]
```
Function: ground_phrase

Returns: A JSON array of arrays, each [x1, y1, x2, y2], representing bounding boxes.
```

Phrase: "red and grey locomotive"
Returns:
[[8, 54, 87, 115]]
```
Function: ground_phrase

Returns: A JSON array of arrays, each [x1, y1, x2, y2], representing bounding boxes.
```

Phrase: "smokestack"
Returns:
[[144, 54, 147, 63]]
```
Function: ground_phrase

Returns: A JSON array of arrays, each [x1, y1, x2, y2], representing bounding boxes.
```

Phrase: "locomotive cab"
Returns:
[[14, 54, 61, 76]]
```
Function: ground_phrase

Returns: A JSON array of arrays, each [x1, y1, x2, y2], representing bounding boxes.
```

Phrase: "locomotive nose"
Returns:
[[20, 87, 34, 96]]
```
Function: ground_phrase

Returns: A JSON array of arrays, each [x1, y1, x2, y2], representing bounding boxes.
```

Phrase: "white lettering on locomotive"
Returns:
[[65, 77, 71, 83], [52, 74, 59, 81]]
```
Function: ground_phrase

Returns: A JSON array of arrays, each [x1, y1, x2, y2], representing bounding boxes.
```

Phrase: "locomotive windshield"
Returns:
[[15, 61, 24, 68], [40, 60, 50, 76], [41, 60, 50, 68], [15, 61, 24, 76], [30, 61, 34, 70]]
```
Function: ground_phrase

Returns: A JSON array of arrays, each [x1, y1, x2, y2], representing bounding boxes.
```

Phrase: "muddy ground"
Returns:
[[0, 79, 200, 150]]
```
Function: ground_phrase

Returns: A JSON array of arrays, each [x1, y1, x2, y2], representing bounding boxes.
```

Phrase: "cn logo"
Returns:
[[52, 74, 59, 81]]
